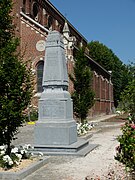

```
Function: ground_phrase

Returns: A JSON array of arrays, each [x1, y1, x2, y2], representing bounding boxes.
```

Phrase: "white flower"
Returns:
[[20, 149, 27, 154], [83, 130, 87, 134], [31, 146, 34, 150], [11, 147, 18, 154], [16, 153, 22, 160], [77, 122, 94, 136], [77, 124, 81, 130], [8, 159, 14, 166], [0, 145, 6, 150], [23, 144, 31, 150], [27, 144, 31, 149], [3, 155, 9, 162], [14, 160, 20, 165], [20, 149, 24, 154], [3, 155, 12, 163], [0, 150, 5, 156], [38, 152, 43, 157]]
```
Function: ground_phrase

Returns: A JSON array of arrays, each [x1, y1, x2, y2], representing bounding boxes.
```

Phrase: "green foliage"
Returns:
[[115, 115, 135, 172], [0, 0, 33, 154], [88, 41, 114, 70], [0, 0, 14, 49], [120, 79, 135, 121], [88, 41, 132, 107], [115, 63, 135, 173], [26, 105, 38, 122], [70, 48, 95, 123], [29, 109, 38, 122]]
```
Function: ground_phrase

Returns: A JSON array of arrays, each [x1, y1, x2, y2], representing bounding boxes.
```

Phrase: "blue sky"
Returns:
[[50, 0, 135, 64]]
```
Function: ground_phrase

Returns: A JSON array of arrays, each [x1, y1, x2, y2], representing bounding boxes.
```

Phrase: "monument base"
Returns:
[[34, 120, 77, 145], [33, 138, 98, 156]]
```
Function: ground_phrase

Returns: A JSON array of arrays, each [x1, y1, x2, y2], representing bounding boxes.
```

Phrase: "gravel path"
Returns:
[[11, 115, 133, 180], [21, 125, 129, 180]]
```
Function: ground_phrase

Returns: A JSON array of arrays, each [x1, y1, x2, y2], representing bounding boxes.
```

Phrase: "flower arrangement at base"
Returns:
[[77, 122, 94, 136], [0, 144, 33, 170]]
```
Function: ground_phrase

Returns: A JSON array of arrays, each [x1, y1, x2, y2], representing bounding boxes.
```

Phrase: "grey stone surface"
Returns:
[[34, 31, 77, 146], [42, 30, 68, 87], [24, 124, 123, 180], [33, 31, 99, 156], [0, 157, 49, 180], [13, 124, 34, 146], [33, 139, 98, 156]]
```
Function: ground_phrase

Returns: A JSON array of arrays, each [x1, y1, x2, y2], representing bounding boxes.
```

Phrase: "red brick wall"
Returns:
[[90, 72, 114, 117], [20, 21, 46, 60]]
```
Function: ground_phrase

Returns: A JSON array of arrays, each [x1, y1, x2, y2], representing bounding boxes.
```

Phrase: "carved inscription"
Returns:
[[40, 100, 65, 119], [45, 50, 60, 80]]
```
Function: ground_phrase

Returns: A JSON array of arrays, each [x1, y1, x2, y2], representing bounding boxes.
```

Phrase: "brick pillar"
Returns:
[[25, 0, 31, 15], [99, 75, 102, 113]]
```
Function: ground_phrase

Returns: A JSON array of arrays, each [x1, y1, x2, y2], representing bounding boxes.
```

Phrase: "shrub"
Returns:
[[69, 48, 95, 124], [77, 122, 94, 136], [0, 144, 33, 169], [26, 105, 38, 122], [115, 114, 135, 172], [0, 0, 33, 154]]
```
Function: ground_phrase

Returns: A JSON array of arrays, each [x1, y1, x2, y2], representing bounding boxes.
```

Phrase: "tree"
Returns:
[[88, 41, 131, 107], [115, 114, 135, 172], [120, 79, 135, 121], [0, 0, 33, 154], [115, 78, 135, 172], [70, 48, 95, 123], [115, 63, 135, 175], [88, 41, 114, 70]]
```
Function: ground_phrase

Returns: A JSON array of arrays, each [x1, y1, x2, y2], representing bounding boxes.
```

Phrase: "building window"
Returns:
[[32, 2, 39, 21], [37, 61, 44, 92]]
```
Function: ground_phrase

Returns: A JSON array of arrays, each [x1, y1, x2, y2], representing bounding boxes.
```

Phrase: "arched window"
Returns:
[[37, 61, 44, 92], [32, 2, 39, 21]]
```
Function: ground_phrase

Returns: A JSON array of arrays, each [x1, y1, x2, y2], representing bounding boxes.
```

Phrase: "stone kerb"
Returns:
[[0, 157, 49, 180]]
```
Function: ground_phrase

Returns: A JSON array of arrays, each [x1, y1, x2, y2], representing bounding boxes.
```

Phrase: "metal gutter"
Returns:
[[74, 45, 111, 75], [85, 54, 111, 75], [20, 11, 50, 33]]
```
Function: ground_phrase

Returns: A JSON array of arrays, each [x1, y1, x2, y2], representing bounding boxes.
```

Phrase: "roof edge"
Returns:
[[44, 0, 88, 43]]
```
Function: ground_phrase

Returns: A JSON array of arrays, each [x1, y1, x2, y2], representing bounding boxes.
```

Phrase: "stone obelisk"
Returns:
[[34, 31, 77, 146]]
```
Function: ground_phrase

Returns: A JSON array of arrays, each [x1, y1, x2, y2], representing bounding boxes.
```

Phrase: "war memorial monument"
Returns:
[[34, 31, 97, 156]]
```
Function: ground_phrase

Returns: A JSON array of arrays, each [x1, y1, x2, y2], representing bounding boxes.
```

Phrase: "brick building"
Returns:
[[12, 0, 114, 117]]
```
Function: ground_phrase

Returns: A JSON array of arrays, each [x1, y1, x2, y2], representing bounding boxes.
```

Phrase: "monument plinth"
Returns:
[[34, 31, 98, 156]]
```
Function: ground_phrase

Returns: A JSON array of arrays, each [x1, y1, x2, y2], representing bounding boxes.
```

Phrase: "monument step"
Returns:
[[34, 138, 88, 152], [32, 138, 98, 156], [31, 143, 98, 157]]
